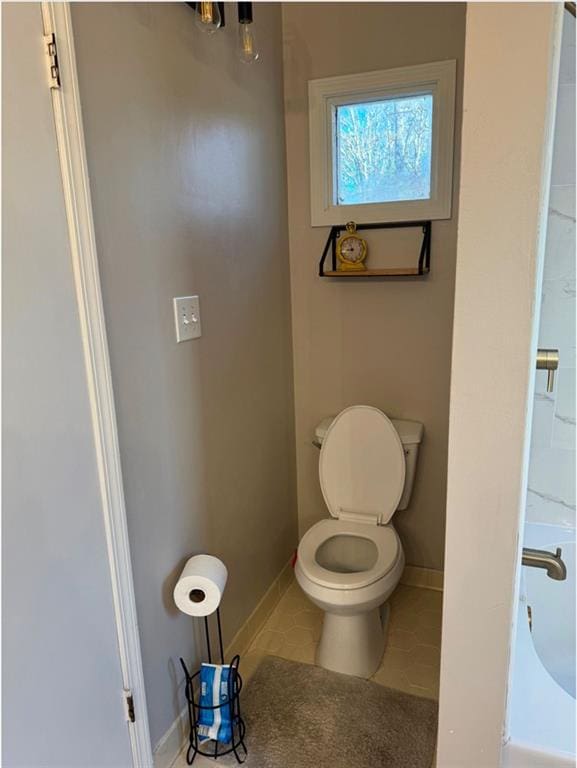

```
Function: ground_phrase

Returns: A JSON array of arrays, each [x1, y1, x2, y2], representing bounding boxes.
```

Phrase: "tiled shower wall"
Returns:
[[526, 13, 576, 530]]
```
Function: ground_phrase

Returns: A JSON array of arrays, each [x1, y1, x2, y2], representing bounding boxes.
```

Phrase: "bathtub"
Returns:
[[503, 523, 576, 768]]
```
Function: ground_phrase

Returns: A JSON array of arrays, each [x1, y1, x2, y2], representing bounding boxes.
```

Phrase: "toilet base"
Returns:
[[317, 606, 386, 678]]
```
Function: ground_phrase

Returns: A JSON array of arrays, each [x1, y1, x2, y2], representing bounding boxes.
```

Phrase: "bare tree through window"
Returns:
[[336, 94, 433, 206]]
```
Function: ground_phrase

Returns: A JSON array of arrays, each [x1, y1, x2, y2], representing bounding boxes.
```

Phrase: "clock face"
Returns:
[[340, 236, 364, 263]]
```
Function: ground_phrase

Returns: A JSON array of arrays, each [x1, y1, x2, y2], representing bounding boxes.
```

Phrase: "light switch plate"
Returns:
[[173, 296, 201, 343]]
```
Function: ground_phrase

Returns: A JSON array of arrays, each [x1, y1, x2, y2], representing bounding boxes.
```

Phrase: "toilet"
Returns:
[[295, 405, 424, 679]]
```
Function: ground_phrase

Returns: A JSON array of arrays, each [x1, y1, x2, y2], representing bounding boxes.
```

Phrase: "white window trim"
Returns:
[[309, 60, 457, 227]]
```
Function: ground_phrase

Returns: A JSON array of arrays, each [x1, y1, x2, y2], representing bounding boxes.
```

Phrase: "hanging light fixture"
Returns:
[[237, 2, 259, 63], [185, 2, 259, 64], [189, 1, 223, 34]]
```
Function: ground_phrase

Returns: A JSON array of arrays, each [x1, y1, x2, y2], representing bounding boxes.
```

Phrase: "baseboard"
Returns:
[[225, 558, 293, 660], [401, 565, 444, 591], [153, 557, 294, 768], [153, 704, 189, 768]]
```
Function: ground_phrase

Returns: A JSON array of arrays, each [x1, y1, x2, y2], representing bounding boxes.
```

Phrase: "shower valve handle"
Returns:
[[536, 348, 559, 393]]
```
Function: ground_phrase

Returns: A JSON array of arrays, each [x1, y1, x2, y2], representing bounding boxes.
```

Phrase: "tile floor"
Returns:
[[244, 576, 442, 699], [172, 577, 442, 767]]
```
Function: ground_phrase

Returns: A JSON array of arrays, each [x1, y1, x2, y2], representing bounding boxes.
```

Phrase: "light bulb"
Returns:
[[194, 2, 221, 34], [238, 21, 259, 63]]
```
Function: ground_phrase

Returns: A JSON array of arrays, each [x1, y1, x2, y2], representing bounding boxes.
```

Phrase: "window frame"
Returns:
[[308, 60, 457, 227]]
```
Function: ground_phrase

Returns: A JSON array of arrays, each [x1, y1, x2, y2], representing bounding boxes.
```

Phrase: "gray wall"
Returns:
[[71, 2, 297, 748], [282, 2, 466, 570], [2, 4, 132, 765]]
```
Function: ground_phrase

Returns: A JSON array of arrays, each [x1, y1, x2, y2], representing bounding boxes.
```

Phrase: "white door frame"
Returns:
[[436, 5, 563, 768], [40, 4, 153, 765]]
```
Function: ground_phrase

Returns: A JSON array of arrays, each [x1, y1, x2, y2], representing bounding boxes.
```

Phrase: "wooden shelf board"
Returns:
[[323, 268, 421, 277]]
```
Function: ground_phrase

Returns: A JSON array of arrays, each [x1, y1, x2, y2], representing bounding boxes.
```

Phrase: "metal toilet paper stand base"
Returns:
[[179, 607, 247, 764]]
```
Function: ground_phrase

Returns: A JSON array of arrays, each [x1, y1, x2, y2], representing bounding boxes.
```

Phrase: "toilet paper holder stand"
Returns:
[[179, 607, 247, 764]]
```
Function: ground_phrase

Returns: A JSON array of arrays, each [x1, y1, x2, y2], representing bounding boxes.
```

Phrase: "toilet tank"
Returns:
[[313, 414, 424, 511]]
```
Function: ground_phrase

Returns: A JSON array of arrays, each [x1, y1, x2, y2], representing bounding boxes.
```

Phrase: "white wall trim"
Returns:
[[40, 4, 153, 765]]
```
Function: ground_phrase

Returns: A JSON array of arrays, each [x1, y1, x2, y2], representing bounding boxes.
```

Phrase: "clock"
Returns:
[[336, 222, 368, 272]]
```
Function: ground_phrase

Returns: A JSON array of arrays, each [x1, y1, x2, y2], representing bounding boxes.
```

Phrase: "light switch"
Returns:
[[173, 296, 201, 343]]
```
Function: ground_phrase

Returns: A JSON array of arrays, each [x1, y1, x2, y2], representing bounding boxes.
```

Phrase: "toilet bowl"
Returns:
[[295, 405, 423, 679]]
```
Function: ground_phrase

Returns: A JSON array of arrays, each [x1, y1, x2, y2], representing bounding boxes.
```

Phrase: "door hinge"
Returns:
[[124, 690, 135, 723], [43, 32, 61, 89]]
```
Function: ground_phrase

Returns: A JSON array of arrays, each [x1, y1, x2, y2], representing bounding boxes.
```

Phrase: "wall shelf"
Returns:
[[323, 268, 421, 277], [319, 220, 431, 278]]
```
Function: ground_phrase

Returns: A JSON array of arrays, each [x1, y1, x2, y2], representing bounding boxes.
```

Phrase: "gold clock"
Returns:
[[336, 222, 368, 272]]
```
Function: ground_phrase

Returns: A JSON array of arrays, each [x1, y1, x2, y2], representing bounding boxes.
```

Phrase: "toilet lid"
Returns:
[[319, 406, 406, 525]]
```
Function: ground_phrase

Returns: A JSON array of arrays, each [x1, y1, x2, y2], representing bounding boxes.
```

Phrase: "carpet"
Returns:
[[227, 655, 438, 768]]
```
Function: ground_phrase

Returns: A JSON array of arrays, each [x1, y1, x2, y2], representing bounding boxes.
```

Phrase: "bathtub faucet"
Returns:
[[522, 547, 567, 581]]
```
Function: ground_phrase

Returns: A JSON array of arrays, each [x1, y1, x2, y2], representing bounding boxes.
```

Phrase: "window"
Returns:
[[335, 95, 434, 206], [309, 61, 456, 226]]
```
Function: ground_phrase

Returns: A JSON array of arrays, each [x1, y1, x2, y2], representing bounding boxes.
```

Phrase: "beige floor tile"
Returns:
[[405, 662, 440, 690], [281, 641, 316, 665], [415, 624, 442, 648], [408, 683, 438, 700], [372, 665, 413, 694], [388, 628, 419, 650], [285, 580, 307, 600], [284, 624, 316, 647], [265, 608, 297, 632], [251, 628, 285, 654], [278, 593, 309, 614], [170, 748, 186, 768], [292, 608, 322, 630], [379, 646, 412, 672], [169, 744, 215, 768], [391, 607, 422, 632], [418, 609, 443, 631], [409, 644, 441, 667], [418, 589, 443, 612]]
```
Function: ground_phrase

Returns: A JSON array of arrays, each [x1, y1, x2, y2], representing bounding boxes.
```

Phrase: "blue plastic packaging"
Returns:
[[196, 663, 233, 744]]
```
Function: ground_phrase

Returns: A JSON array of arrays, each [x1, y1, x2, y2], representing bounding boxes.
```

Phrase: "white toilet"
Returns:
[[295, 405, 423, 679]]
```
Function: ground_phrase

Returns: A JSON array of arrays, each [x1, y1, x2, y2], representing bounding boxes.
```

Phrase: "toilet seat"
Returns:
[[319, 405, 406, 525], [297, 519, 401, 590]]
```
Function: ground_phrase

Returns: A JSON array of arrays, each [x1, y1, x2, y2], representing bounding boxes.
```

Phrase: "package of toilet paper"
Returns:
[[196, 663, 234, 744]]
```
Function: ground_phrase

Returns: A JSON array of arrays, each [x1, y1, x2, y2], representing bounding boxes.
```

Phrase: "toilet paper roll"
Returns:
[[173, 555, 228, 617]]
